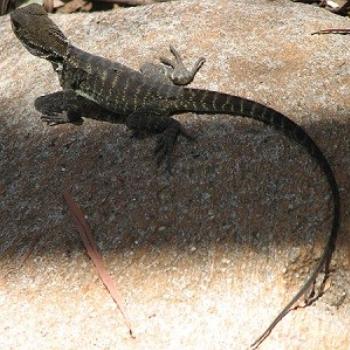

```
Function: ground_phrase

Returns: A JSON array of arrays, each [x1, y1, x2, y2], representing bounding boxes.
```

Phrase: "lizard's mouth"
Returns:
[[23, 39, 57, 60]]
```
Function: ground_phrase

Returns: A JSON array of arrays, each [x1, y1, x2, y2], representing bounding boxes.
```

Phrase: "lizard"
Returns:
[[10, 4, 340, 348]]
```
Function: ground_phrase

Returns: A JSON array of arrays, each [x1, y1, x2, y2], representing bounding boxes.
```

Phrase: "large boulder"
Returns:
[[0, 0, 349, 348]]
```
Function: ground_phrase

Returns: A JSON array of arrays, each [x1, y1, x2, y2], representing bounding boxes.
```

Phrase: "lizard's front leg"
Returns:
[[126, 108, 194, 172], [35, 90, 84, 125], [140, 45, 205, 86], [35, 90, 120, 125]]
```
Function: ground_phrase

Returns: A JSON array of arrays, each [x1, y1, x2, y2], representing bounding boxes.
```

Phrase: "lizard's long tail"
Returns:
[[178, 88, 340, 348]]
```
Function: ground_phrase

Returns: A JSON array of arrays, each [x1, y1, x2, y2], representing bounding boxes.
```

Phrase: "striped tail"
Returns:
[[178, 87, 340, 348]]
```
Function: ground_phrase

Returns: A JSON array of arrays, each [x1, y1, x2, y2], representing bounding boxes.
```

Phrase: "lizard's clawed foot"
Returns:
[[154, 132, 177, 173], [154, 121, 195, 173], [160, 45, 205, 85], [41, 112, 70, 125], [40, 111, 83, 125]]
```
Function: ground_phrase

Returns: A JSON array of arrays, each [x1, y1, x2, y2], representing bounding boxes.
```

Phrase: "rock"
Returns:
[[0, 0, 349, 349]]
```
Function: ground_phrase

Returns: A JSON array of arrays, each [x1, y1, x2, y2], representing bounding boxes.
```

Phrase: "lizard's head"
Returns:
[[10, 4, 69, 62]]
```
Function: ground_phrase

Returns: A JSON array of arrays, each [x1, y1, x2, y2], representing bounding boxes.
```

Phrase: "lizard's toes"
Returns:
[[154, 135, 175, 173], [41, 112, 68, 125]]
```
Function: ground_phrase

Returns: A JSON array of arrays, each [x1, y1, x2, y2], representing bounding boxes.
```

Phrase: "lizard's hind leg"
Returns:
[[160, 45, 205, 85], [154, 119, 193, 172], [140, 62, 173, 85], [140, 45, 205, 86], [126, 108, 194, 172]]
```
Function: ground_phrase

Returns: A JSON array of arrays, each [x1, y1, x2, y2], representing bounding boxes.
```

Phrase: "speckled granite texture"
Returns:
[[0, 0, 349, 349]]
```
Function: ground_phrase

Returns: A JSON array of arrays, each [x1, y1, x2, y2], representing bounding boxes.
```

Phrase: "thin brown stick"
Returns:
[[312, 28, 350, 35], [64, 190, 134, 337]]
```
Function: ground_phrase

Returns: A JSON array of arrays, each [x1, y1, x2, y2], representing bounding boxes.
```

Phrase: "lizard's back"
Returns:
[[61, 46, 183, 115]]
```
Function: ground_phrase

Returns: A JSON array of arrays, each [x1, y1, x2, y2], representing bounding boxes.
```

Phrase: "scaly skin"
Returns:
[[11, 4, 340, 348]]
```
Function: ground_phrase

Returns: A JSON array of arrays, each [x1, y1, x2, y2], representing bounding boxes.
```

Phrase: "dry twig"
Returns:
[[64, 190, 134, 337], [312, 28, 350, 34]]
